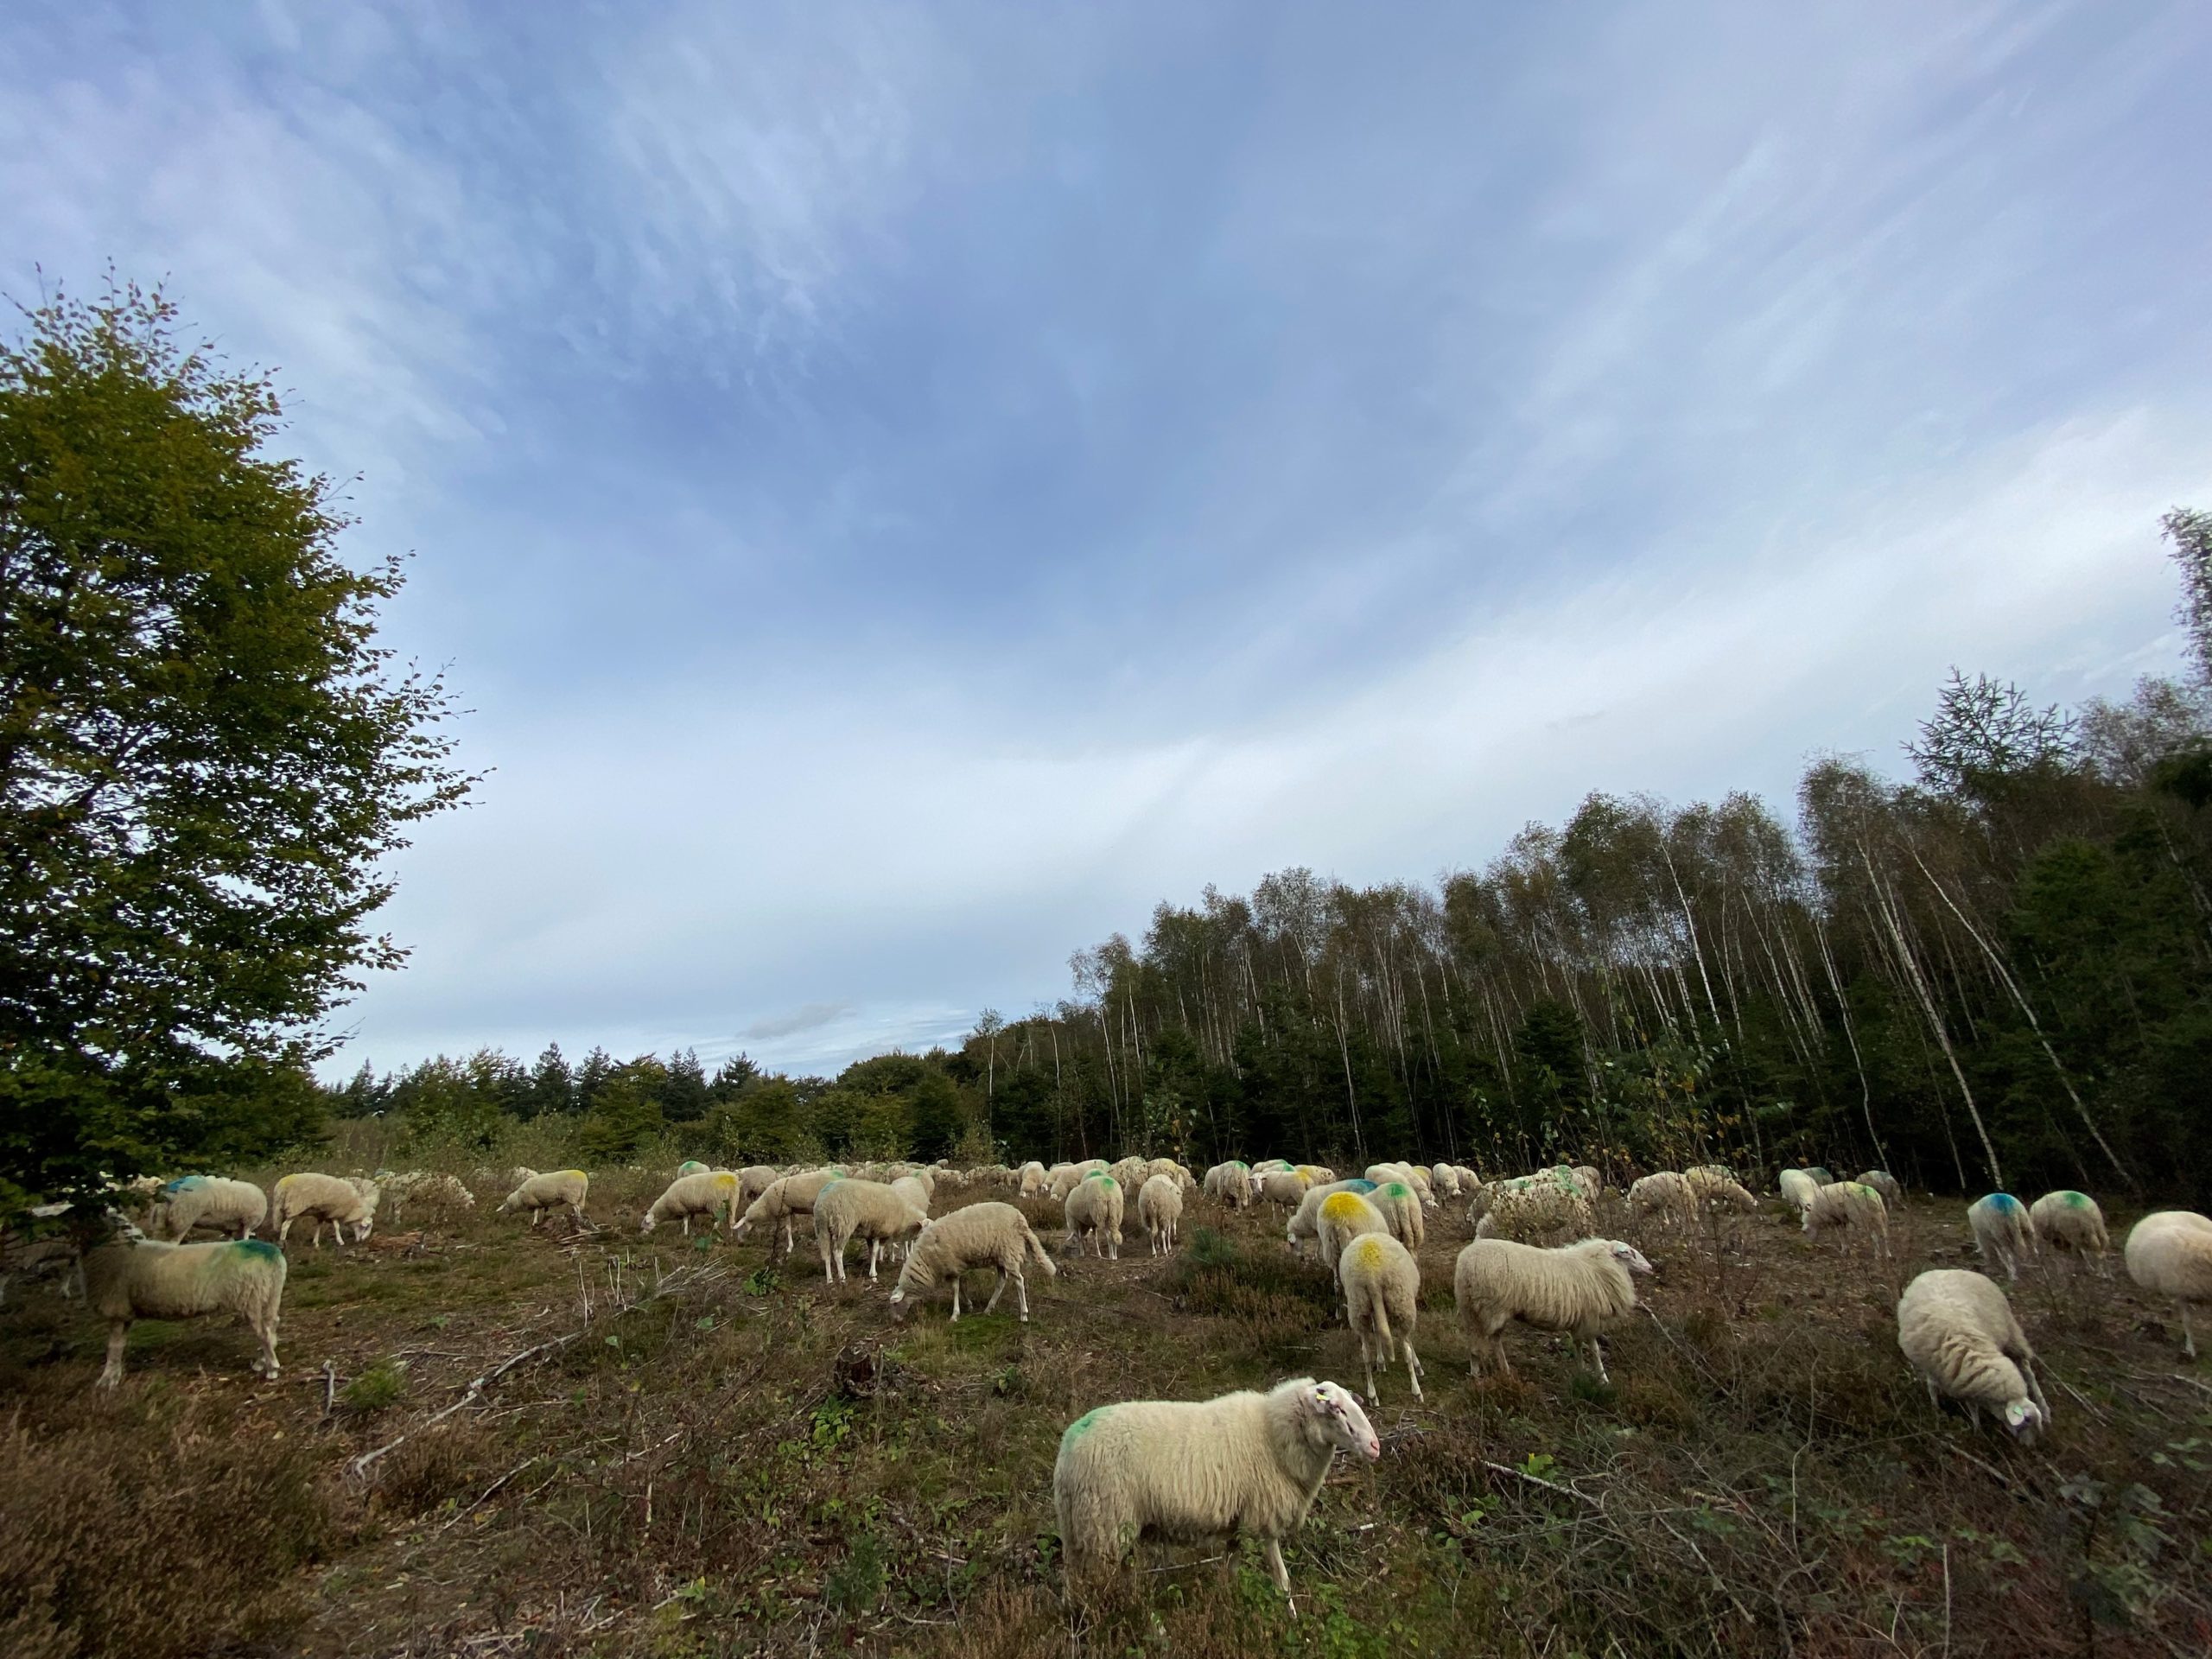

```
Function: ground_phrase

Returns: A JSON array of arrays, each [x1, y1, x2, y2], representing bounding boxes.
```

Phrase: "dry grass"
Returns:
[[2, 1175, 2208, 1657]]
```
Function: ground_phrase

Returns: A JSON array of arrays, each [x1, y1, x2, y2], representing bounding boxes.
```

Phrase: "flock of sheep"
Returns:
[[19, 1149, 2212, 1614]]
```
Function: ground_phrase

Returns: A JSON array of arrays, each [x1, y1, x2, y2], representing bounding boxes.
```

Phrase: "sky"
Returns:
[[5, 2, 2209, 1079]]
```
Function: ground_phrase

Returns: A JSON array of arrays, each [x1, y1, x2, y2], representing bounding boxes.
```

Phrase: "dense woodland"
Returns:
[[318, 512, 2212, 1208]]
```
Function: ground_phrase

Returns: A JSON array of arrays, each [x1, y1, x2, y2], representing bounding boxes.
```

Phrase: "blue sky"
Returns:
[[6, 2, 2209, 1077]]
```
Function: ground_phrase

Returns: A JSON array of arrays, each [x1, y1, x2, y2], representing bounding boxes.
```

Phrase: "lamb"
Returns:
[[1340, 1232, 1424, 1406], [497, 1169, 591, 1230], [1137, 1174, 1183, 1255], [1286, 1179, 1378, 1254], [1018, 1161, 1049, 1199], [1966, 1193, 2035, 1281], [640, 1170, 742, 1236], [813, 1179, 930, 1282], [1454, 1236, 1654, 1382], [1628, 1171, 1695, 1229], [2024, 1190, 2109, 1275], [1063, 1173, 1125, 1259], [1313, 1191, 1389, 1282], [1857, 1170, 1904, 1211], [149, 1176, 267, 1243], [1777, 1168, 1821, 1215], [1475, 1179, 1594, 1248], [732, 1168, 843, 1256], [271, 1173, 379, 1247], [2124, 1211, 2212, 1357], [1802, 1181, 1891, 1258], [80, 1236, 287, 1389], [1895, 1268, 2050, 1440], [1052, 1376, 1380, 1614], [889, 1201, 1058, 1322], [1368, 1181, 1426, 1251]]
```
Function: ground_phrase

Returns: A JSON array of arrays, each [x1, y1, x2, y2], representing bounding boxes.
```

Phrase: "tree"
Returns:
[[527, 1043, 575, 1119], [0, 283, 471, 1203], [2164, 506, 2212, 686], [1906, 671, 2074, 800], [579, 1058, 667, 1162], [658, 1047, 709, 1123]]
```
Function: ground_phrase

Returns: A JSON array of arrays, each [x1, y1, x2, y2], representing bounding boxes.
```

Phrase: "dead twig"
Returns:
[[441, 1454, 541, 1532]]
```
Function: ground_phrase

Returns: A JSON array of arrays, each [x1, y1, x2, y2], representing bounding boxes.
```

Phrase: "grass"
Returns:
[[1, 1175, 2208, 1656]]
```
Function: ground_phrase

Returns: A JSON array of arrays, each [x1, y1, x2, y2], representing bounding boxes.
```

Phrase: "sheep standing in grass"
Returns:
[[734, 1166, 780, 1208], [381, 1172, 476, 1224], [1052, 1376, 1380, 1614], [640, 1171, 741, 1236], [150, 1177, 267, 1242], [1204, 1161, 1254, 1209], [81, 1236, 287, 1389], [1802, 1181, 1891, 1259], [1629, 1172, 1695, 1229], [732, 1169, 842, 1256], [2125, 1211, 2212, 1358], [1147, 1157, 1197, 1194], [1369, 1181, 1426, 1251], [1286, 1179, 1378, 1255], [1475, 1179, 1593, 1248], [1138, 1174, 1183, 1255], [1966, 1193, 2035, 1281], [1896, 1268, 2050, 1440], [497, 1169, 591, 1230], [2030, 1191, 2110, 1274], [1064, 1173, 1126, 1259], [813, 1179, 929, 1283], [1685, 1167, 1758, 1216], [272, 1173, 379, 1247], [1427, 1165, 1462, 1202], [1340, 1232, 1423, 1406], [677, 1160, 710, 1177], [1051, 1160, 1109, 1202], [1777, 1168, 1820, 1216], [1018, 1161, 1048, 1199], [1258, 1169, 1311, 1211], [1454, 1236, 1653, 1383], [1858, 1170, 1904, 1210], [890, 1201, 1058, 1322], [1314, 1191, 1389, 1286], [1109, 1155, 1151, 1195]]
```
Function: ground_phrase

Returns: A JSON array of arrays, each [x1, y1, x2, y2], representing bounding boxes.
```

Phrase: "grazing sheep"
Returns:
[[1629, 1172, 1696, 1229], [1299, 1164, 1342, 1190], [640, 1170, 742, 1236], [1063, 1173, 1126, 1259], [2124, 1211, 2212, 1358], [890, 1173, 934, 1216], [380, 1172, 477, 1224], [1896, 1268, 2050, 1440], [1474, 1179, 1594, 1248], [1258, 1169, 1312, 1211], [497, 1169, 591, 1230], [1802, 1181, 1891, 1259], [1685, 1168, 1759, 1215], [1204, 1160, 1254, 1209], [1286, 1179, 1378, 1254], [676, 1160, 710, 1177], [732, 1169, 843, 1256], [505, 1166, 537, 1188], [1147, 1157, 1197, 1194], [1967, 1193, 2035, 1281], [1250, 1159, 1294, 1174], [1427, 1164, 1462, 1202], [1314, 1192, 1389, 1283], [1369, 1180, 1426, 1251], [1137, 1174, 1183, 1255], [1454, 1236, 1654, 1383], [1777, 1168, 1821, 1216], [890, 1201, 1058, 1322], [81, 1236, 287, 1389], [1018, 1161, 1049, 1199], [1051, 1160, 1110, 1202], [2030, 1191, 2111, 1274], [1569, 1165, 1602, 1203], [813, 1179, 930, 1282], [732, 1165, 780, 1207], [271, 1173, 379, 1248], [1857, 1170, 1904, 1210], [1052, 1376, 1381, 1613], [1340, 1232, 1424, 1406], [1805, 1166, 1838, 1188], [149, 1176, 267, 1243], [1109, 1155, 1152, 1196]]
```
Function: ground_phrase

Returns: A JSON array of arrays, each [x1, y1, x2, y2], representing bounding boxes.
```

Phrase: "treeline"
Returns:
[[327, 515, 2212, 1204]]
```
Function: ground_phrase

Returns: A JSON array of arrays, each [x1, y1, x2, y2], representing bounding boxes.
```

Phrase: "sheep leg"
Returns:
[[1402, 1337, 1424, 1400], [255, 1313, 280, 1377], [682, 1217, 691, 1238], [2182, 1305, 2196, 1359], [95, 1320, 130, 1388], [950, 1274, 963, 1322], [1263, 1539, 1296, 1615], [867, 1240, 880, 1281], [1587, 1337, 1611, 1385], [982, 1269, 1009, 1314], [1363, 1338, 1379, 1407], [1016, 1269, 1030, 1322]]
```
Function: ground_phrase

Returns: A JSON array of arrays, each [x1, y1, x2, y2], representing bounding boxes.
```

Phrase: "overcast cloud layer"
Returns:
[[5, 2, 2209, 1077]]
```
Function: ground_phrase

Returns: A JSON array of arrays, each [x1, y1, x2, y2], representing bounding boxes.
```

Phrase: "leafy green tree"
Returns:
[[2164, 506, 2212, 685], [527, 1043, 575, 1119], [579, 1058, 667, 1162], [658, 1046, 709, 1123], [0, 283, 469, 1204]]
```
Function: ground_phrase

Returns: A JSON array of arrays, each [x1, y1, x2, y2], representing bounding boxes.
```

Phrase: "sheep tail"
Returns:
[[1022, 1220, 1059, 1279]]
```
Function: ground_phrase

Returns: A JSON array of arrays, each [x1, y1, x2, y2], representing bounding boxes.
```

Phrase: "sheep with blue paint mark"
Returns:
[[81, 1236, 287, 1389], [1967, 1193, 2035, 1281], [150, 1176, 267, 1243]]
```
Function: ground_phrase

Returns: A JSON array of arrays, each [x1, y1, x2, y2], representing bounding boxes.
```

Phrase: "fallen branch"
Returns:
[[1485, 1459, 1604, 1508], [441, 1454, 541, 1532]]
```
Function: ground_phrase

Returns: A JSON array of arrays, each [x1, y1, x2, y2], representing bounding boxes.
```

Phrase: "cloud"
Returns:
[[741, 1002, 856, 1042]]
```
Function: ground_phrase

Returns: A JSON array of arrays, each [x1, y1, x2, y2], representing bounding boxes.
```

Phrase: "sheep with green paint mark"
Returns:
[[1369, 1180, 1426, 1251], [2030, 1191, 2110, 1274], [1802, 1181, 1891, 1259], [81, 1236, 287, 1389], [1285, 1179, 1377, 1255], [150, 1176, 267, 1243], [1063, 1172, 1125, 1259]]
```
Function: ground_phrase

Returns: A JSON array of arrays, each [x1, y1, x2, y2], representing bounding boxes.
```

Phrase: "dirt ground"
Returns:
[[3, 1173, 2207, 1657]]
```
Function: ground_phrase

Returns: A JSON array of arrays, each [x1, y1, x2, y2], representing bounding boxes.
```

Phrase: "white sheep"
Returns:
[[1018, 1160, 1049, 1199], [1051, 1160, 1109, 1202], [1966, 1193, 2035, 1281], [271, 1173, 379, 1247], [497, 1169, 591, 1230], [1257, 1168, 1312, 1211], [1109, 1155, 1151, 1196], [889, 1201, 1058, 1322], [1340, 1232, 1423, 1406], [732, 1168, 843, 1256], [1857, 1170, 1904, 1210], [1685, 1168, 1758, 1216], [1895, 1268, 2050, 1440], [1367, 1180, 1426, 1251], [735, 1165, 781, 1207], [1628, 1172, 1695, 1229], [1250, 1159, 1293, 1174], [1137, 1174, 1183, 1255], [1286, 1179, 1378, 1254], [1313, 1191, 1389, 1295], [1804, 1165, 1837, 1187], [813, 1179, 929, 1283], [2030, 1191, 2111, 1274], [81, 1236, 287, 1389], [640, 1170, 741, 1236], [1569, 1165, 1602, 1203], [1063, 1173, 1125, 1259], [1802, 1181, 1891, 1259], [677, 1159, 711, 1177], [1777, 1168, 1821, 1216], [149, 1176, 267, 1242], [1427, 1164, 1463, 1202], [1454, 1236, 1653, 1383], [380, 1171, 477, 1224], [1203, 1160, 1254, 1209], [1052, 1376, 1380, 1614], [1147, 1157, 1197, 1194], [505, 1166, 537, 1188], [889, 1173, 934, 1224], [2124, 1211, 2212, 1358], [1474, 1179, 1594, 1248]]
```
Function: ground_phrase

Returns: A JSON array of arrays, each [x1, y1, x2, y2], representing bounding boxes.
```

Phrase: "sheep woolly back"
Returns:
[[2125, 1211, 2212, 1301], [1052, 1377, 1378, 1568], [2031, 1191, 2108, 1253], [817, 1179, 927, 1238], [1895, 1268, 2048, 1434], [81, 1237, 289, 1382], [275, 1173, 378, 1225], [893, 1201, 1056, 1298], [1342, 1233, 1419, 1336], [1287, 1178, 1378, 1242], [1802, 1182, 1888, 1243], [502, 1170, 589, 1212], [155, 1177, 268, 1239], [1454, 1236, 1643, 1334]]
